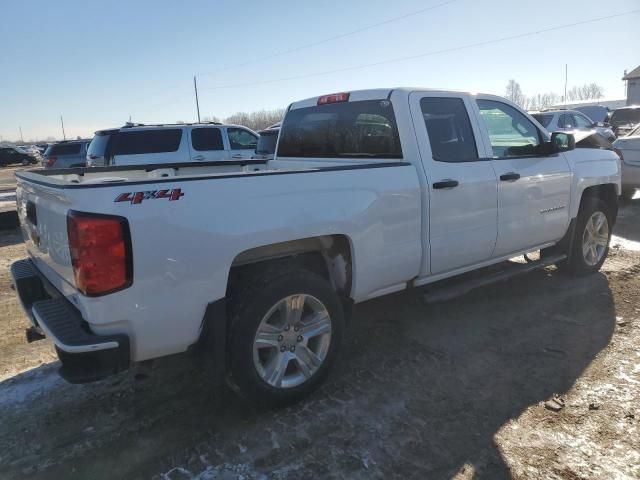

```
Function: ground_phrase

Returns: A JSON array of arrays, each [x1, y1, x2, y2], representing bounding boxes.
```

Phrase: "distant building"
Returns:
[[623, 65, 640, 106]]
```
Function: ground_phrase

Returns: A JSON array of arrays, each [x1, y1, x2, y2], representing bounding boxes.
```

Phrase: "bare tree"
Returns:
[[224, 108, 285, 131], [505, 79, 526, 107], [566, 83, 604, 101]]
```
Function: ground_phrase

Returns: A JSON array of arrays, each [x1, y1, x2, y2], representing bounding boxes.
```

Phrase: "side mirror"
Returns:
[[548, 132, 576, 154], [595, 122, 605, 127]]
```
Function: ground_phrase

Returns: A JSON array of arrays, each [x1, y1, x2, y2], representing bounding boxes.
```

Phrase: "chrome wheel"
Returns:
[[582, 211, 609, 266], [253, 294, 332, 389]]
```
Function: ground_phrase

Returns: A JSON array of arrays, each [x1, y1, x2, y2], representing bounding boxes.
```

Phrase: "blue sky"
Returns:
[[1, 0, 638, 141]]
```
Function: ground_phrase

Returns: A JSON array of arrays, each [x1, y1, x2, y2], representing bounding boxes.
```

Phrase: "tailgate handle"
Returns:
[[432, 179, 459, 189]]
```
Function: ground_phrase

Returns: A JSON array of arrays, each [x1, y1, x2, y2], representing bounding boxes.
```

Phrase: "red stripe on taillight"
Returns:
[[67, 211, 132, 296], [46, 156, 57, 167]]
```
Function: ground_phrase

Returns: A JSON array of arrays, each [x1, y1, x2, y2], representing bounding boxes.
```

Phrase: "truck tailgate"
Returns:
[[16, 178, 76, 294]]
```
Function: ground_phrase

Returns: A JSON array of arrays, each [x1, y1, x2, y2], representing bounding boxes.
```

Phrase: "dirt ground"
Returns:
[[0, 200, 639, 479]]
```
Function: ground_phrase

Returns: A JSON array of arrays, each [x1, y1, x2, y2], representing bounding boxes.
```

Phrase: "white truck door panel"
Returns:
[[474, 98, 571, 256], [409, 92, 498, 275], [190, 127, 228, 161]]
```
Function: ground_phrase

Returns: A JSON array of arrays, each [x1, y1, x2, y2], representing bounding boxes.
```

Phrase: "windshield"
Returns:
[[532, 113, 554, 128], [610, 109, 640, 126], [575, 106, 608, 123], [278, 99, 402, 158]]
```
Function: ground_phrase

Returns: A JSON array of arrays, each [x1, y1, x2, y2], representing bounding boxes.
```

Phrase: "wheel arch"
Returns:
[[227, 234, 354, 300], [579, 183, 618, 226]]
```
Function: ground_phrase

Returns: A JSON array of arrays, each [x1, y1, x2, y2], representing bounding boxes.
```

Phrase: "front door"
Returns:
[[226, 127, 258, 160], [474, 98, 572, 257], [409, 92, 498, 275]]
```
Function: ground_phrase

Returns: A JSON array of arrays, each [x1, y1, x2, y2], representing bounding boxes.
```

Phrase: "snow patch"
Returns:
[[0, 364, 62, 410]]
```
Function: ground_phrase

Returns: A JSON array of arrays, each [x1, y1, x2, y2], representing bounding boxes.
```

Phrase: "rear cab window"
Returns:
[[278, 99, 402, 158]]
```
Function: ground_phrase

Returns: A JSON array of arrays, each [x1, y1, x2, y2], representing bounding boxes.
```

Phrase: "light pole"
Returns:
[[194, 75, 201, 123], [60, 116, 66, 140]]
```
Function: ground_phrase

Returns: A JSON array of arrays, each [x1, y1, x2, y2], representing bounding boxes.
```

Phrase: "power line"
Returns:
[[198, 8, 640, 92], [132, 0, 457, 109], [195, 0, 457, 78]]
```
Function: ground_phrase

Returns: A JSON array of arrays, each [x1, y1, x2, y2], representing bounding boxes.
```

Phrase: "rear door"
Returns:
[[225, 127, 258, 160], [409, 91, 498, 275], [189, 127, 227, 161], [474, 97, 572, 257]]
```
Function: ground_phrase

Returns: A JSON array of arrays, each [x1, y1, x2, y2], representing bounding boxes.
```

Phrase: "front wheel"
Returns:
[[228, 268, 344, 407], [562, 198, 612, 275]]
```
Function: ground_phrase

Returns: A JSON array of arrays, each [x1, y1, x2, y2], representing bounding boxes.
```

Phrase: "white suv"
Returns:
[[86, 123, 259, 167]]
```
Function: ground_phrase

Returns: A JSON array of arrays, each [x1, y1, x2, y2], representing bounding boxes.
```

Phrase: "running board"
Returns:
[[422, 253, 567, 304]]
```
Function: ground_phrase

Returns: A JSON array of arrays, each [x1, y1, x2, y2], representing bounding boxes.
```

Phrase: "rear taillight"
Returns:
[[46, 156, 57, 167], [317, 92, 350, 105], [614, 148, 624, 161], [67, 211, 132, 296]]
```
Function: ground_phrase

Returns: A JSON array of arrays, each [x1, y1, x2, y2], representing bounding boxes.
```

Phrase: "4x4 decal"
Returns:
[[115, 188, 184, 205]]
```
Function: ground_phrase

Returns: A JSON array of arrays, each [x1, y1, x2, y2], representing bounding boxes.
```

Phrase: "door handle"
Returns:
[[432, 179, 459, 189], [500, 172, 520, 181], [192, 155, 205, 161], [232, 154, 244, 159]]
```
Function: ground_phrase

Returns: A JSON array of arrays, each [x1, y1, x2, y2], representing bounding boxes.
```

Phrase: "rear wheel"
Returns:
[[562, 198, 612, 275], [228, 268, 344, 407]]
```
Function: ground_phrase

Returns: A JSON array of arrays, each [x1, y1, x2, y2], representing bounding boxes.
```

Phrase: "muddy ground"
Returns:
[[0, 200, 639, 479]]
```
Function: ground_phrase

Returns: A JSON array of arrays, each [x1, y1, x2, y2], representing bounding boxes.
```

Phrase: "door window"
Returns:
[[191, 127, 224, 151], [476, 100, 542, 158], [558, 113, 574, 129], [573, 113, 593, 128], [420, 97, 478, 162], [227, 128, 258, 150]]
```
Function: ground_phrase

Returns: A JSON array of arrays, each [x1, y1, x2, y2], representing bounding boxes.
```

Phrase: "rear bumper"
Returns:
[[10, 258, 130, 383]]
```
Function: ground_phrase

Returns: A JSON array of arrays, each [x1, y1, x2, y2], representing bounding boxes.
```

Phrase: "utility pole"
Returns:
[[60, 115, 66, 140], [19, 127, 24, 143], [194, 75, 201, 123], [564, 64, 568, 103]]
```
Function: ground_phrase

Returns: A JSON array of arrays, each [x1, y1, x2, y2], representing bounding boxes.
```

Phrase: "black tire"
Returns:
[[562, 198, 613, 276], [227, 267, 344, 407]]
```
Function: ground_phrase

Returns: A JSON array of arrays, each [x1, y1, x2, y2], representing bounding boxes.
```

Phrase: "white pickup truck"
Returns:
[[11, 88, 621, 405]]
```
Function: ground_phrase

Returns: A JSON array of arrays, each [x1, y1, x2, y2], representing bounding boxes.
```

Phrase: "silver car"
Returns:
[[532, 109, 616, 142]]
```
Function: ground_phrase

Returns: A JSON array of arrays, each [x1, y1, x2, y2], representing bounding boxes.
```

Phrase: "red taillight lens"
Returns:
[[46, 156, 57, 167], [67, 211, 132, 296], [614, 148, 624, 161], [317, 92, 350, 105]]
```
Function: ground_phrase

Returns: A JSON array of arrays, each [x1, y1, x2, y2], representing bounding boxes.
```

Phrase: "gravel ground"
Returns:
[[0, 200, 638, 480]]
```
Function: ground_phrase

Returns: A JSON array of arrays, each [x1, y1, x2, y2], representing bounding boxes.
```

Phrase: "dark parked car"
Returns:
[[43, 139, 91, 169], [609, 106, 640, 137], [0, 147, 38, 167]]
